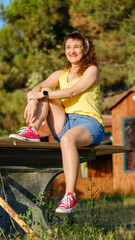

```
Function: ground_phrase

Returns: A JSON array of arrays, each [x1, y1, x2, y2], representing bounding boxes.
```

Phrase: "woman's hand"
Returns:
[[26, 91, 43, 102], [24, 100, 38, 123]]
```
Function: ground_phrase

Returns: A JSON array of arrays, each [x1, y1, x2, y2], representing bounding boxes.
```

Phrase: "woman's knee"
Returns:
[[60, 132, 75, 148]]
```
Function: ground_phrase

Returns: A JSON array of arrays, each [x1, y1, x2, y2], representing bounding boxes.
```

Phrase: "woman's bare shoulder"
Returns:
[[39, 70, 63, 88], [83, 65, 100, 84], [86, 65, 99, 73], [46, 70, 63, 82], [52, 70, 63, 78]]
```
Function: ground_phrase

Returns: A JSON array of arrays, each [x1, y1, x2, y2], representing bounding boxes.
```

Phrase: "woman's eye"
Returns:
[[75, 45, 82, 48], [66, 45, 82, 50]]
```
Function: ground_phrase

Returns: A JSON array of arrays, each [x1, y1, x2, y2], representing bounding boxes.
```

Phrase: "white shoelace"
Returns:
[[17, 127, 28, 134], [60, 194, 73, 207]]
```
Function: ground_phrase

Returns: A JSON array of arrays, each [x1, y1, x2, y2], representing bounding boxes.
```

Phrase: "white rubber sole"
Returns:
[[55, 203, 78, 214], [9, 134, 40, 142]]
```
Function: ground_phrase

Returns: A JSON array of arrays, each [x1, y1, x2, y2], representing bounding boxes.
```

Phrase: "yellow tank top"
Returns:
[[59, 69, 104, 126]]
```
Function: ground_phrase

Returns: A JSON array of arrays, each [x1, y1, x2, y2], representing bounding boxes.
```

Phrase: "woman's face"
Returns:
[[65, 38, 85, 65]]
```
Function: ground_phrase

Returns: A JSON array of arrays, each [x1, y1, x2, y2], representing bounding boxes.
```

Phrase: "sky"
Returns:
[[0, 0, 10, 29]]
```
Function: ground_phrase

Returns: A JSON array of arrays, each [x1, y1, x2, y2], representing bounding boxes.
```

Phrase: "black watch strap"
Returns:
[[43, 91, 48, 99]]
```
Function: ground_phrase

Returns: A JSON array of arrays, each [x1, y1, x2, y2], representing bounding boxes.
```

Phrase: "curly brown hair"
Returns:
[[63, 31, 99, 76]]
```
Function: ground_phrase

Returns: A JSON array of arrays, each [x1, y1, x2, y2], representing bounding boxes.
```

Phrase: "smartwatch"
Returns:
[[43, 91, 48, 99]]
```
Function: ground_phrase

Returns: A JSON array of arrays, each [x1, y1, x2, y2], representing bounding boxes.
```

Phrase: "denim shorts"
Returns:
[[52, 113, 104, 146]]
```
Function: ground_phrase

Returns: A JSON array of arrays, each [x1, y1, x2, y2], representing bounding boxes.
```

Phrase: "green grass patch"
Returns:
[[1, 195, 135, 239]]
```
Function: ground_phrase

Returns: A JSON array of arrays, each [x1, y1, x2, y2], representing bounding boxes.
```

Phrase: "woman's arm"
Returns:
[[31, 70, 62, 92], [27, 66, 99, 101], [47, 65, 100, 99], [26, 70, 62, 102], [24, 70, 62, 123]]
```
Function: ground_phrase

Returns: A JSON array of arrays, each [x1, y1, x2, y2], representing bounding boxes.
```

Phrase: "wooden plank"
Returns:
[[0, 141, 60, 150], [0, 196, 33, 234], [0, 141, 133, 155], [93, 145, 134, 156]]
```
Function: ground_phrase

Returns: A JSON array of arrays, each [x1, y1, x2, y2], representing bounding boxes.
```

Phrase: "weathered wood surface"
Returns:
[[0, 196, 33, 234], [0, 141, 133, 169], [0, 140, 133, 155]]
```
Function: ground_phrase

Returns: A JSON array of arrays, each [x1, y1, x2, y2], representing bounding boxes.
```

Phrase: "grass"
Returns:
[[1, 194, 135, 239]]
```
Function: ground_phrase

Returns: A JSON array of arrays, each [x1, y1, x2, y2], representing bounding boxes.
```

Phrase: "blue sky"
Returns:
[[0, 0, 10, 29]]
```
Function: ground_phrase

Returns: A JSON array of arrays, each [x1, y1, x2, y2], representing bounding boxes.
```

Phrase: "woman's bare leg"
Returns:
[[60, 126, 93, 193], [30, 100, 49, 131], [29, 97, 92, 195], [30, 98, 66, 136], [29, 86, 66, 134], [47, 99, 66, 136]]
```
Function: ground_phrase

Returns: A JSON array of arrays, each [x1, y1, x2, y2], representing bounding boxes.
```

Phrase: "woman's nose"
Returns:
[[70, 47, 76, 53]]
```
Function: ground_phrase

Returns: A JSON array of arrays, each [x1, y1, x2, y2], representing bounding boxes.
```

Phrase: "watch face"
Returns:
[[43, 91, 48, 99]]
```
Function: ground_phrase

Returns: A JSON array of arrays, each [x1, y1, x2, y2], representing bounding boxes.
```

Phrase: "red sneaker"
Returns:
[[55, 192, 78, 213], [9, 126, 40, 142]]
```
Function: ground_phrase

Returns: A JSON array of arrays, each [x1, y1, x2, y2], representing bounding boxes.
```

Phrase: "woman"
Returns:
[[9, 31, 104, 213]]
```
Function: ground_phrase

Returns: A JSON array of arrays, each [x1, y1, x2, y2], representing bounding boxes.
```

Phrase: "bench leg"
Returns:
[[0, 169, 63, 234], [0, 196, 33, 234]]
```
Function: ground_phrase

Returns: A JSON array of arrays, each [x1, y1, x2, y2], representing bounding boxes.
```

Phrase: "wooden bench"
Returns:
[[0, 141, 133, 234]]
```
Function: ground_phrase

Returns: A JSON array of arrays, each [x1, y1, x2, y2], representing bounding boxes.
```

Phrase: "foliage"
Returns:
[[0, 89, 26, 133], [0, 0, 135, 134], [0, 0, 71, 91], [86, 166, 107, 227], [70, 0, 135, 91]]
